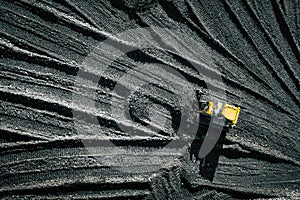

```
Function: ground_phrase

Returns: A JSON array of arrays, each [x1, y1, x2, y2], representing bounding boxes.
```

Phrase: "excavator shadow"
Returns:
[[189, 124, 228, 181]]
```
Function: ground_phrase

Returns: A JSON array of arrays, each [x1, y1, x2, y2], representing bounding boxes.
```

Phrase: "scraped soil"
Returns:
[[0, 0, 300, 199]]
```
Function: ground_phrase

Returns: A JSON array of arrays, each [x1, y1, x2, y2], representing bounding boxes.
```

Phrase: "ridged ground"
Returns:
[[0, 0, 299, 199]]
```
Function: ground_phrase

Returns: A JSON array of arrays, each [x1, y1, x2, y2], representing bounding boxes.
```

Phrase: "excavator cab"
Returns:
[[199, 101, 240, 128]]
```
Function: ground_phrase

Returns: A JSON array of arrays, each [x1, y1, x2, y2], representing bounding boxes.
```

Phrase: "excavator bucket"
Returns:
[[222, 104, 240, 126]]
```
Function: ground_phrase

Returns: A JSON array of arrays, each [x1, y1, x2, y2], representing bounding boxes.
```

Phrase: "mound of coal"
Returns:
[[0, 0, 299, 199]]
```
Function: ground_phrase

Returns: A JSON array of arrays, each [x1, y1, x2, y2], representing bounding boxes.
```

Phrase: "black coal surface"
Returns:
[[0, 0, 299, 199]]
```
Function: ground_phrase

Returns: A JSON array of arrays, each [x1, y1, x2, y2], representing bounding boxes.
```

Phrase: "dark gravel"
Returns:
[[0, 0, 299, 199]]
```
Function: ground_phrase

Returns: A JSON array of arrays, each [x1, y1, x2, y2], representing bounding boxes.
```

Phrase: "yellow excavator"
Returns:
[[199, 101, 240, 128]]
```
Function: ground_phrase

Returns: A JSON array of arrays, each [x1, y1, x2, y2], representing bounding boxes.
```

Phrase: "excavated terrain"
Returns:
[[0, 0, 299, 199]]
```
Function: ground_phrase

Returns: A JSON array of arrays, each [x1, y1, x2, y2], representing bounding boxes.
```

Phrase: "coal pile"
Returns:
[[0, 0, 299, 199]]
